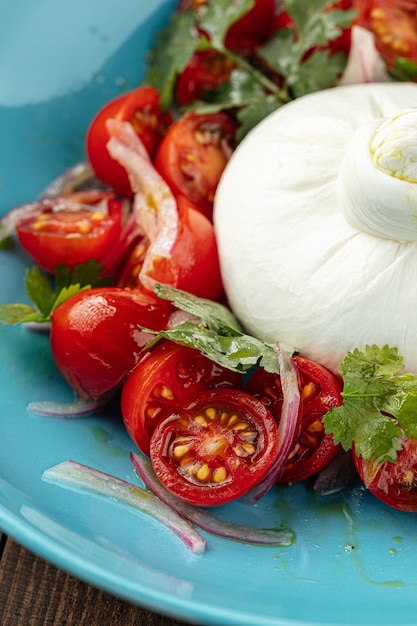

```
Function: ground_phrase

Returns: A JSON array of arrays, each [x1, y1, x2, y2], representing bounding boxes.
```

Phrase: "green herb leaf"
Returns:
[[0, 259, 109, 325], [236, 95, 282, 140], [324, 345, 417, 464], [144, 10, 199, 109], [148, 284, 281, 374], [289, 49, 348, 98], [198, 0, 255, 48]]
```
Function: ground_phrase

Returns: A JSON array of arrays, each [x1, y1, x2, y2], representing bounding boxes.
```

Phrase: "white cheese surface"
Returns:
[[214, 83, 417, 373]]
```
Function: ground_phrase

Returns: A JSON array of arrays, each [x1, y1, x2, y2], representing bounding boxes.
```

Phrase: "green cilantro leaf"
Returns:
[[146, 284, 281, 374], [289, 49, 349, 98], [258, 0, 356, 99], [0, 259, 110, 325], [144, 10, 199, 109], [236, 95, 282, 140], [198, 0, 255, 48], [324, 345, 417, 464]]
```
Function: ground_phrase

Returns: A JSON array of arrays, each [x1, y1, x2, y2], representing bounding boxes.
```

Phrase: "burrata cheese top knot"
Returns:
[[213, 82, 417, 373]]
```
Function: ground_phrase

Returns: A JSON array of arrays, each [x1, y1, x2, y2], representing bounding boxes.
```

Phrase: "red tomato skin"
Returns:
[[245, 356, 342, 483], [354, 438, 417, 512], [154, 112, 237, 219], [225, 0, 276, 45], [86, 86, 171, 197], [149, 389, 279, 507], [121, 341, 242, 456], [50, 287, 169, 400], [354, 0, 417, 68], [176, 50, 235, 106], [15, 191, 123, 274], [119, 195, 224, 302]]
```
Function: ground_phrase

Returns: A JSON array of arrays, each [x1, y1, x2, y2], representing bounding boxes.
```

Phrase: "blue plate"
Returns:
[[1, 2, 417, 625]]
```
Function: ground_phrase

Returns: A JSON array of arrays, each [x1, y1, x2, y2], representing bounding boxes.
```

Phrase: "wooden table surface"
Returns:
[[0, 532, 196, 626]]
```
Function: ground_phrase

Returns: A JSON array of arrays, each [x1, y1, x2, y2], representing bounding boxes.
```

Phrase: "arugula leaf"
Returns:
[[143, 10, 199, 109], [0, 259, 110, 325], [323, 345, 417, 464], [147, 284, 281, 374]]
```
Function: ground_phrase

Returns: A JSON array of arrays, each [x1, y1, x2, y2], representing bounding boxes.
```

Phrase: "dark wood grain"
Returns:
[[0, 533, 195, 626]]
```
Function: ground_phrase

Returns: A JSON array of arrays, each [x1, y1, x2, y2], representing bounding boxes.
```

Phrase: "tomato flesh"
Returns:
[[149, 389, 279, 507], [245, 356, 342, 482], [15, 191, 123, 274], [354, 437, 417, 512], [355, 0, 417, 68], [154, 112, 237, 219], [86, 86, 171, 197], [50, 287, 169, 400], [118, 195, 224, 301], [121, 341, 242, 456]]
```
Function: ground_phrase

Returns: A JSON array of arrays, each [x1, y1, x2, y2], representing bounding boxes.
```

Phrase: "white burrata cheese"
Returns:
[[213, 82, 417, 373]]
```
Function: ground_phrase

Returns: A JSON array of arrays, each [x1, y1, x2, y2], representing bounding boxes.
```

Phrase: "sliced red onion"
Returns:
[[245, 343, 301, 502], [42, 460, 205, 553], [40, 162, 103, 198], [106, 119, 179, 293], [130, 452, 294, 546], [27, 394, 112, 418]]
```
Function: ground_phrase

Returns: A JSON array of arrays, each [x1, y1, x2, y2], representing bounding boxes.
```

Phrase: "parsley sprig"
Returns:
[[0, 259, 110, 325], [144, 0, 356, 138], [324, 345, 417, 464]]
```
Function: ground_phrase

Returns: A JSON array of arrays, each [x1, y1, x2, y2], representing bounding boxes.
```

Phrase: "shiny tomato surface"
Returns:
[[86, 86, 171, 197], [354, 437, 417, 512], [149, 388, 279, 506], [50, 287, 169, 399], [121, 341, 242, 456], [119, 195, 224, 301], [15, 191, 123, 273], [246, 356, 342, 482]]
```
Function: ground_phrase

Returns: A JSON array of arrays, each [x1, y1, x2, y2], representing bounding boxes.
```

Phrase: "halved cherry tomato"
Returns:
[[50, 287, 169, 400], [353, 437, 417, 512], [154, 112, 237, 219], [86, 86, 171, 197], [149, 388, 279, 506], [121, 341, 242, 456], [245, 356, 342, 483], [118, 195, 224, 301], [15, 190, 123, 274], [354, 0, 417, 68]]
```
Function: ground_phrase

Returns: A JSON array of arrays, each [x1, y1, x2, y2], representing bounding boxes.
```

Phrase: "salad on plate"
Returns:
[[2, 0, 417, 552]]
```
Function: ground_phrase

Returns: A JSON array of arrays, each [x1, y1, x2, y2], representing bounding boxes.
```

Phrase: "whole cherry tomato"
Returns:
[[15, 190, 123, 274], [121, 341, 242, 456], [176, 50, 236, 106], [154, 112, 237, 219], [50, 287, 169, 399], [354, 0, 417, 69], [177, 0, 276, 46], [86, 86, 171, 197], [118, 195, 224, 302], [245, 356, 342, 483], [149, 388, 279, 506], [353, 437, 417, 512]]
